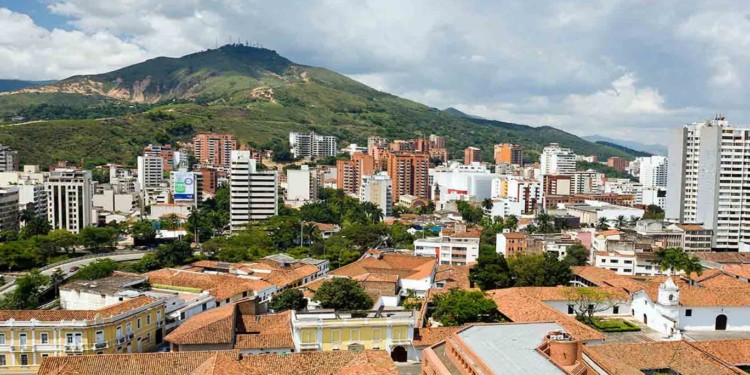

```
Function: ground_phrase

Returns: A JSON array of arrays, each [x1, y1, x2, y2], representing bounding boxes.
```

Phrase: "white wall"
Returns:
[[400, 276, 433, 297], [679, 306, 750, 331], [544, 300, 631, 317]]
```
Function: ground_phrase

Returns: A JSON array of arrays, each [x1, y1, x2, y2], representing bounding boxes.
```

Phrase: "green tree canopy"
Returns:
[[470, 253, 513, 290], [129, 220, 157, 246], [509, 253, 572, 287], [313, 278, 373, 311], [563, 244, 588, 266], [0, 270, 50, 309], [270, 289, 308, 312], [656, 247, 703, 277], [431, 288, 499, 326], [77, 226, 118, 253], [73, 258, 119, 280]]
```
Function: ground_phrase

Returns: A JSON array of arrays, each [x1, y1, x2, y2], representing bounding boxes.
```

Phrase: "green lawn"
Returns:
[[592, 318, 641, 332]]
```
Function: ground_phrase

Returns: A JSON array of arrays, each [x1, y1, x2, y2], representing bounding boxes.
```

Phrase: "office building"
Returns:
[[387, 152, 430, 202], [607, 156, 629, 172], [289, 131, 337, 160], [286, 165, 318, 204], [494, 143, 523, 165], [229, 151, 278, 231], [46, 169, 93, 233], [540, 143, 576, 176], [193, 133, 237, 168], [463, 147, 481, 164], [0, 145, 18, 172], [137, 155, 164, 190], [360, 172, 393, 217], [639, 155, 668, 188], [667, 117, 750, 250]]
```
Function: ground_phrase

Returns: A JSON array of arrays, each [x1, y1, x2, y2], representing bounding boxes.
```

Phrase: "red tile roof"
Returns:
[[164, 303, 235, 345], [330, 254, 436, 281], [0, 296, 157, 322], [147, 268, 272, 301]]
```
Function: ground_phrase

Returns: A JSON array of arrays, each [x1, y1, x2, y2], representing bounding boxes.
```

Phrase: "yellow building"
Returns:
[[292, 309, 416, 362], [0, 296, 165, 374]]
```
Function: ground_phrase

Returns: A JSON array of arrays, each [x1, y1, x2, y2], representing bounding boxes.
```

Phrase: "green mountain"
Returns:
[[0, 44, 644, 167], [593, 141, 651, 158]]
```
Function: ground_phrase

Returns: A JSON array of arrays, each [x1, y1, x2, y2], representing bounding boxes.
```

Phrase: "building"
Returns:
[[496, 232, 528, 258], [387, 152, 429, 202], [429, 134, 445, 149], [286, 165, 318, 205], [143, 144, 186, 172], [493, 143, 523, 165], [431, 162, 495, 202], [146, 268, 276, 306], [193, 133, 237, 168], [137, 155, 164, 190], [0, 145, 18, 172], [463, 147, 481, 165], [0, 187, 18, 231], [666, 117, 750, 250], [289, 131, 337, 160], [414, 223, 481, 266], [360, 172, 393, 217], [0, 296, 165, 373], [229, 151, 278, 231], [638, 155, 668, 188], [428, 148, 449, 163], [607, 156, 629, 172], [336, 152, 375, 196], [540, 143, 576, 176], [543, 175, 571, 196], [46, 169, 93, 233], [330, 252, 437, 298], [570, 171, 603, 195], [566, 201, 644, 227]]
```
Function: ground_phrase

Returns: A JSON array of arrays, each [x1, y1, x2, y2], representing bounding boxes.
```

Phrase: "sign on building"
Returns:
[[173, 172, 195, 201]]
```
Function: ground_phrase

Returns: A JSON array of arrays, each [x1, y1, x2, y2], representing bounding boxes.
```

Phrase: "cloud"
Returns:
[[5, 1, 750, 144]]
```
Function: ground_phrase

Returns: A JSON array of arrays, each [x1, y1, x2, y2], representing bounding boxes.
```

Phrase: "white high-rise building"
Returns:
[[0, 145, 18, 172], [46, 169, 93, 233], [540, 143, 576, 176], [286, 165, 318, 204], [289, 132, 338, 160], [137, 155, 164, 190], [666, 117, 750, 250], [360, 172, 393, 218], [639, 155, 668, 188], [230, 151, 278, 231]]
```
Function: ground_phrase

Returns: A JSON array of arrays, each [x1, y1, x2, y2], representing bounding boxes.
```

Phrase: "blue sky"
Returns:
[[1, 1, 748, 145]]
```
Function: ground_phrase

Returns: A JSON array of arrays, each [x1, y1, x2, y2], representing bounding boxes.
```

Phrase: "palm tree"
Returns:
[[629, 215, 639, 227], [536, 212, 553, 233], [597, 217, 609, 230], [481, 198, 494, 211], [615, 215, 626, 229], [505, 215, 519, 231]]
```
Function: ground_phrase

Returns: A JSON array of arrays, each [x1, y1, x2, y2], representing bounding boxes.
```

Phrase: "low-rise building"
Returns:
[[413, 223, 481, 266], [496, 232, 528, 258], [330, 252, 437, 298], [146, 268, 276, 307]]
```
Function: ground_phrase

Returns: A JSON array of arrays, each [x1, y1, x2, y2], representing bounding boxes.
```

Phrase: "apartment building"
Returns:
[[0, 188, 18, 232], [193, 133, 237, 168], [136, 155, 164, 190], [142, 144, 187, 172], [414, 223, 481, 266], [540, 143, 576, 176], [463, 147, 481, 164], [0, 145, 18, 173], [45, 169, 93, 233], [493, 143, 523, 165], [0, 296, 165, 373], [229, 151, 277, 231], [336, 152, 375, 196], [289, 131, 337, 160], [496, 232, 528, 258], [387, 152, 429, 202], [607, 156, 629, 172], [638, 155, 668, 188], [286, 165, 318, 205], [429, 134, 445, 149], [666, 117, 750, 250], [360, 172, 393, 217]]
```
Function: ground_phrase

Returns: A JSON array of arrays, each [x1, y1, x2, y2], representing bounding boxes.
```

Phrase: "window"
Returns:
[[686, 309, 693, 317], [302, 331, 315, 343], [146, 333, 151, 344], [19, 333, 27, 346], [613, 306, 619, 314], [116, 326, 123, 339], [137, 318, 142, 329], [40, 333, 49, 344], [126, 322, 132, 334], [146, 314, 151, 325], [567, 305, 574, 314], [350, 329, 360, 342], [202, 303, 207, 312], [20, 354, 28, 366], [331, 330, 341, 343], [157, 311, 162, 322], [95, 331, 104, 344], [0, 355, 5, 366], [0, 333, 5, 345]]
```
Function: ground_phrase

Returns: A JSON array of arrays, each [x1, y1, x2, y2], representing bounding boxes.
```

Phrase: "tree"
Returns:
[[615, 215, 626, 229], [77, 226, 118, 253], [431, 288, 499, 326], [505, 215, 519, 232], [314, 278, 373, 311], [629, 215, 640, 227], [596, 217, 610, 230], [129, 220, 156, 246], [19, 216, 51, 239], [159, 214, 181, 231], [481, 198, 494, 211], [536, 212, 554, 233], [563, 244, 588, 266], [509, 253, 572, 287], [656, 247, 703, 277], [0, 270, 50, 309], [270, 289, 308, 312], [564, 287, 620, 325], [470, 253, 512, 290], [156, 241, 193, 267], [73, 259, 118, 280], [643, 204, 665, 220], [50, 268, 65, 297], [456, 201, 484, 224], [46, 230, 78, 255]]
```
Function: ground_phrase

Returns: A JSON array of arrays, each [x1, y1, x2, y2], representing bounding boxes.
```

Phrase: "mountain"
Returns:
[[584, 134, 667, 155], [0, 80, 55, 93], [593, 141, 652, 158], [442, 107, 485, 120], [0, 44, 646, 167]]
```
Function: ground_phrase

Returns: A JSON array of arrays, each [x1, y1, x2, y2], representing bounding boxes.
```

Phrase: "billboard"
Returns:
[[173, 172, 195, 201]]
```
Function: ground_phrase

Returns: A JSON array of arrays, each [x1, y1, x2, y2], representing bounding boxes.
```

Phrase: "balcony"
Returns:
[[65, 345, 83, 353], [117, 337, 126, 344], [94, 342, 108, 350], [127, 333, 135, 340]]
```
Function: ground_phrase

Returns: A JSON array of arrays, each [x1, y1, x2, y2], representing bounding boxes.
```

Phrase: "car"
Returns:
[[68, 266, 80, 273]]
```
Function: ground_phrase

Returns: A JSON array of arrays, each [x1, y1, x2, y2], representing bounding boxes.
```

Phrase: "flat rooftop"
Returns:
[[457, 322, 566, 375]]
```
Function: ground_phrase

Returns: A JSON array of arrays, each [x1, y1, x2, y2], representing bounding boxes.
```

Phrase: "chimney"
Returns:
[[544, 331, 580, 368]]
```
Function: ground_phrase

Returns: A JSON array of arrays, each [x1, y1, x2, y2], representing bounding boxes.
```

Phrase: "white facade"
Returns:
[[360, 172, 393, 218], [430, 162, 495, 202], [666, 118, 750, 250], [571, 171, 604, 194], [137, 155, 164, 190], [413, 230, 480, 266], [289, 131, 338, 160], [638, 155, 668, 188], [641, 187, 666, 210], [540, 143, 576, 176], [230, 151, 278, 231], [286, 165, 318, 204], [46, 169, 93, 233], [0, 145, 18, 172], [93, 190, 138, 214], [488, 198, 524, 218]]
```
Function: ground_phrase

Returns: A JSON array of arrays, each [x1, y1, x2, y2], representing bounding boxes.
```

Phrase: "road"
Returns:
[[0, 251, 149, 296]]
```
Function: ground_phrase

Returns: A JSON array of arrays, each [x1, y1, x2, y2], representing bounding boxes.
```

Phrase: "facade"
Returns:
[[360, 172, 393, 217], [496, 232, 528, 258], [0, 296, 165, 374], [286, 165, 318, 204], [289, 131, 337, 160], [193, 133, 237, 168], [0, 145, 18, 173], [540, 143, 576, 176], [566, 201, 644, 227], [0, 188, 18, 232], [666, 117, 750, 250], [136, 155, 164, 190], [229, 151, 278, 231], [414, 223, 481, 266], [570, 171, 603, 195], [493, 143, 523, 165], [607, 156, 629, 172], [543, 175, 572, 196], [387, 152, 429, 202], [336, 152, 375, 196], [45, 169, 93, 233], [638, 155, 668, 188], [431, 162, 495, 202], [142, 144, 186, 172], [429, 134, 445, 149], [463, 147, 481, 165], [329, 253, 437, 298]]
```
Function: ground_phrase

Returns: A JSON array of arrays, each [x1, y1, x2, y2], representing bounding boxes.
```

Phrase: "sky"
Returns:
[[0, 0, 748, 145]]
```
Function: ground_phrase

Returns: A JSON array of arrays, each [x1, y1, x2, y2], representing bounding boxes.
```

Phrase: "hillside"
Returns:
[[594, 141, 651, 158], [0, 45, 644, 167], [0, 80, 55, 93], [584, 134, 666, 155]]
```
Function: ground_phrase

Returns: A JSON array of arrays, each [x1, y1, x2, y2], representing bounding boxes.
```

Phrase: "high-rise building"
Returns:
[[193, 133, 237, 168], [494, 144, 523, 165], [230, 151, 278, 231], [540, 143, 576, 176], [428, 148, 449, 164], [287, 165, 318, 204], [666, 117, 750, 250], [387, 152, 429, 202], [46, 169, 93, 233], [336, 152, 375, 196], [639, 155, 668, 188], [543, 175, 572, 196], [197, 167, 218, 196], [607, 157, 629, 172], [571, 171, 603, 195], [137, 155, 164, 190], [429, 134, 446, 149], [0, 145, 19, 172], [289, 132, 337, 160], [360, 172, 393, 218], [143, 144, 186, 172], [367, 136, 387, 149], [0, 187, 19, 231], [464, 147, 481, 165]]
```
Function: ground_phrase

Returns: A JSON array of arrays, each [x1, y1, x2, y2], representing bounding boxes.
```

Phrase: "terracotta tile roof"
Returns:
[[695, 252, 750, 265], [38, 349, 399, 375], [330, 254, 436, 281], [584, 341, 741, 375], [0, 296, 157, 322], [500, 232, 526, 239], [487, 288, 605, 341], [413, 327, 459, 347], [235, 333, 293, 349], [722, 264, 750, 280], [298, 276, 332, 298], [441, 227, 482, 238], [515, 286, 630, 302], [693, 339, 750, 366], [597, 230, 620, 237], [164, 303, 235, 345], [312, 222, 340, 231], [674, 224, 706, 231], [638, 275, 750, 307], [434, 264, 473, 290], [351, 273, 400, 283], [147, 268, 272, 301]]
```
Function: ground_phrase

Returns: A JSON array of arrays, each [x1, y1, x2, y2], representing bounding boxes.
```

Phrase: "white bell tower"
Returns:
[[658, 277, 680, 306]]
